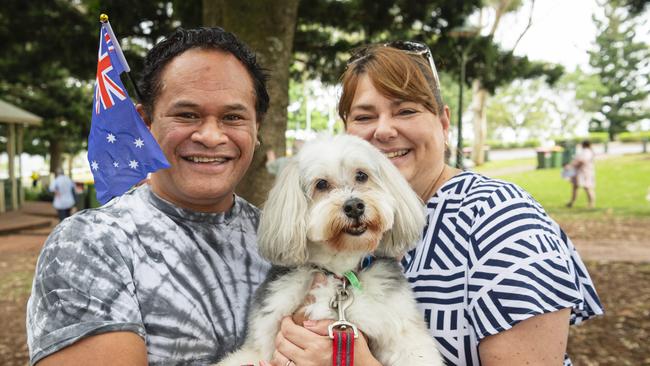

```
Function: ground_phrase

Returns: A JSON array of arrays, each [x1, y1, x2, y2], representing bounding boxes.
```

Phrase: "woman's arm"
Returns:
[[479, 308, 571, 366]]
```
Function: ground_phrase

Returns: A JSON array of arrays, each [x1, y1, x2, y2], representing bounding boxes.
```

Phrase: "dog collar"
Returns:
[[312, 255, 375, 291]]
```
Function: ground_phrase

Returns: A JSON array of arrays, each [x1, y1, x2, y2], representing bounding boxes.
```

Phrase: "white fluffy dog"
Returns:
[[217, 135, 443, 366]]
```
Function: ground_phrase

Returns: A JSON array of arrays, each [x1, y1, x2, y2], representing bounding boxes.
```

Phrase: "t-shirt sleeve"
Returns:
[[26, 213, 145, 365], [465, 183, 585, 341]]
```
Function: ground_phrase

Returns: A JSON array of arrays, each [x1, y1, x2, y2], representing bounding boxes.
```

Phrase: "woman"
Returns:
[[567, 140, 596, 208], [270, 43, 603, 366]]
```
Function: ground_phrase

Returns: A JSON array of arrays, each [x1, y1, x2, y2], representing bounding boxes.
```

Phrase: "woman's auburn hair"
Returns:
[[338, 46, 441, 123]]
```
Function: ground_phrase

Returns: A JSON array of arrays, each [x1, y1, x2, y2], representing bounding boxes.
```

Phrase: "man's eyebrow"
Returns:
[[170, 100, 200, 109], [168, 101, 252, 112], [223, 103, 251, 112]]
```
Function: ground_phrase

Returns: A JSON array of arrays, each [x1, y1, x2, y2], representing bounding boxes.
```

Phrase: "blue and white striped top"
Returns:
[[402, 172, 603, 366]]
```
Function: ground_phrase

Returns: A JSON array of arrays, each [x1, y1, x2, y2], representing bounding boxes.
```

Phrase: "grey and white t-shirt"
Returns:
[[27, 185, 270, 365]]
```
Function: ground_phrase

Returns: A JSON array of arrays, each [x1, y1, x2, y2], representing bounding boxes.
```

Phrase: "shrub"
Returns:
[[618, 131, 650, 142]]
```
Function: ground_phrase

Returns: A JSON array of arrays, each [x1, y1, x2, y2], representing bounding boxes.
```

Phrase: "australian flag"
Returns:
[[88, 20, 169, 204]]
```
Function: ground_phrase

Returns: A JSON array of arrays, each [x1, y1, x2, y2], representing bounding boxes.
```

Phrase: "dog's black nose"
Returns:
[[343, 198, 365, 219]]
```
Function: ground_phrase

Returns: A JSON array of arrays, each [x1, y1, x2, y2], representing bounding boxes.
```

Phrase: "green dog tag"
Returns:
[[344, 271, 362, 291]]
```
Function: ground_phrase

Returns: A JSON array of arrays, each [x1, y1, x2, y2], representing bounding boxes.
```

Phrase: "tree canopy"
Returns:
[[588, 0, 650, 139]]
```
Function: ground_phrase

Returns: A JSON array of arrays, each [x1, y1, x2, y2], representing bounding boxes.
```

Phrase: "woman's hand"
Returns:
[[264, 317, 382, 366]]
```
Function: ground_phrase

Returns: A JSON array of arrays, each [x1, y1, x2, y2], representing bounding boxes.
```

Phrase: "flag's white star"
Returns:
[[107, 133, 116, 143], [113, 161, 119, 168], [134, 137, 144, 148], [129, 160, 139, 169], [91, 160, 99, 171]]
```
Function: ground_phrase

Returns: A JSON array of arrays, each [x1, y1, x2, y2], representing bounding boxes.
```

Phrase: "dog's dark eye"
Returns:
[[355, 171, 368, 183], [315, 179, 329, 191]]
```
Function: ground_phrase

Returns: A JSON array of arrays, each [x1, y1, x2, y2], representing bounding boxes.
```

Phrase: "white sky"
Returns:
[[493, 0, 650, 71]]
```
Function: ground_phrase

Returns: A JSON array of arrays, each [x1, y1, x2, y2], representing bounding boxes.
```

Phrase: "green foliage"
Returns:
[[588, 132, 611, 143], [624, 0, 649, 14], [588, 0, 650, 140], [486, 77, 577, 142], [558, 69, 607, 117], [287, 79, 341, 134], [1, 72, 94, 157], [618, 131, 650, 142], [438, 71, 473, 123], [0, 0, 189, 166], [0, 0, 97, 82]]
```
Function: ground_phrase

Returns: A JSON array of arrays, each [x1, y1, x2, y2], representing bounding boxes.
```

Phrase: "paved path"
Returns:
[[0, 202, 57, 235]]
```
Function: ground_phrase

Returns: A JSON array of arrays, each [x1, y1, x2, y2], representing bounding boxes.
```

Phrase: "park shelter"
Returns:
[[0, 98, 42, 213]]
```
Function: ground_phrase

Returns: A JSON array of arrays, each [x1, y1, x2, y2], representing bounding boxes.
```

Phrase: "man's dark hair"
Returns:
[[138, 27, 269, 122], [582, 140, 591, 148]]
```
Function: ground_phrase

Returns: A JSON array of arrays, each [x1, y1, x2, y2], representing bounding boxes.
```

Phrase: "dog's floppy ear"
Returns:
[[374, 154, 426, 257], [258, 160, 309, 266]]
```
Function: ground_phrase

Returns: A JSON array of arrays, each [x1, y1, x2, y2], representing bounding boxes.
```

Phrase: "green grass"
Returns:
[[493, 154, 650, 219], [473, 157, 536, 173]]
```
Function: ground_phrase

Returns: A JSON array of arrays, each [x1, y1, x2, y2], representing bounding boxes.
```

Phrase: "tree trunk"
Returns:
[[49, 138, 62, 174], [470, 0, 514, 167], [203, 0, 300, 206], [471, 79, 488, 165]]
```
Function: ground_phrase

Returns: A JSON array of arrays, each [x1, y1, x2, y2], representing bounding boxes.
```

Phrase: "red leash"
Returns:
[[328, 280, 358, 366], [332, 329, 355, 366]]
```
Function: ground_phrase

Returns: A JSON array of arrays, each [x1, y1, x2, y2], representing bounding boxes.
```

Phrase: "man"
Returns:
[[27, 27, 271, 365], [49, 168, 76, 221]]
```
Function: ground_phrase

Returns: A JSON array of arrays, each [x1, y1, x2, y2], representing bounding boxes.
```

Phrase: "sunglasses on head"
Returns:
[[347, 40, 441, 92]]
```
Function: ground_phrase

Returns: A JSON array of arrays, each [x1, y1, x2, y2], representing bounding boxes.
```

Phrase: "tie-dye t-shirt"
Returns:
[[27, 185, 270, 365]]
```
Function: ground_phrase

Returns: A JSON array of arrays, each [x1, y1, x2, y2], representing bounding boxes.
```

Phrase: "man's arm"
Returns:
[[36, 332, 147, 366], [479, 308, 571, 366]]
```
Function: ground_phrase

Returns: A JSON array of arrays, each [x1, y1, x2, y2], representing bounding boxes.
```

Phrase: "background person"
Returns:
[[27, 27, 271, 366], [48, 168, 76, 221], [31, 170, 40, 188], [566, 140, 596, 208], [271, 43, 603, 366]]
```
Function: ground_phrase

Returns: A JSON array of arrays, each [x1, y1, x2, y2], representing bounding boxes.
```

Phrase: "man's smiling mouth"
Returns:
[[183, 156, 229, 163]]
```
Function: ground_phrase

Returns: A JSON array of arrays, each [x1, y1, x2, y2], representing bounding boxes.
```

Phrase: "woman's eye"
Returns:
[[353, 115, 373, 122], [398, 109, 416, 116], [315, 179, 329, 191], [355, 171, 368, 183]]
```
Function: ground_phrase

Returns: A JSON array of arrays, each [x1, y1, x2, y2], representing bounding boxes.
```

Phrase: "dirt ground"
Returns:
[[1, 217, 649, 365]]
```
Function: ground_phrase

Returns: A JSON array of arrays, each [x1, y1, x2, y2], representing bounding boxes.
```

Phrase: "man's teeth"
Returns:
[[187, 156, 227, 163], [384, 149, 409, 159]]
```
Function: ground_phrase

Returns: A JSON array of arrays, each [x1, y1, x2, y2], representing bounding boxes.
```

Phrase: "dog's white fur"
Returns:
[[217, 135, 443, 366]]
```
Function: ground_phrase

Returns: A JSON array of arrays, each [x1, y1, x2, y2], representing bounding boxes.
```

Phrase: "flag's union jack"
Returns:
[[95, 28, 126, 114]]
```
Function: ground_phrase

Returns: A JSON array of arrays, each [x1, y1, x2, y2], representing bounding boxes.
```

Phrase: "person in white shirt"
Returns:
[[49, 168, 76, 221], [566, 140, 596, 208]]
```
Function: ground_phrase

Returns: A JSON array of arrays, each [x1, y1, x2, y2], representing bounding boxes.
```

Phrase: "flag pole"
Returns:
[[99, 14, 144, 102]]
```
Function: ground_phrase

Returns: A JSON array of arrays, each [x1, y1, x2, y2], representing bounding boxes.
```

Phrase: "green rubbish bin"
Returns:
[[558, 141, 576, 166], [536, 149, 551, 169], [550, 148, 563, 168]]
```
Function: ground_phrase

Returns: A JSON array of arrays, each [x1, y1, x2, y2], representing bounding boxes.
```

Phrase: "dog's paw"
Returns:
[[304, 301, 333, 320]]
